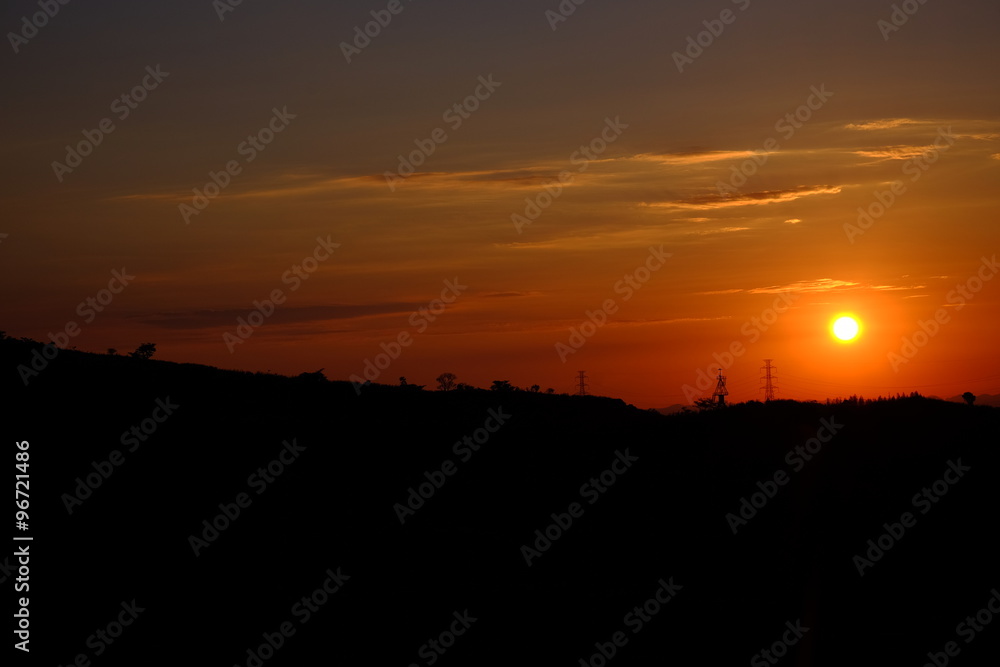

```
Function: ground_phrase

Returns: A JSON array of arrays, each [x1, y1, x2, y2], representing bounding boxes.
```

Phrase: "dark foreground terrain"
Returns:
[[4, 338, 999, 666]]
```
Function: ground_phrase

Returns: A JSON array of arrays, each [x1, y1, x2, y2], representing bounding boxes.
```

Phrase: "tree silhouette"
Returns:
[[962, 392, 976, 406], [129, 343, 156, 360], [436, 372, 457, 391], [107, 348, 117, 355], [490, 380, 514, 392], [529, 384, 540, 393], [694, 397, 718, 411]]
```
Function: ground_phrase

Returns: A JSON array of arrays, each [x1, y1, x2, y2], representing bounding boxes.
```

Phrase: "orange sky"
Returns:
[[3, 0, 999, 407]]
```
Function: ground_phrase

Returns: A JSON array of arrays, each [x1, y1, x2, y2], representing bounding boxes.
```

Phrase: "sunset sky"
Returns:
[[3, 0, 999, 407]]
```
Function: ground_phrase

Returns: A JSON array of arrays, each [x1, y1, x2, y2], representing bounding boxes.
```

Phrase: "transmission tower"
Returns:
[[576, 371, 589, 396], [713, 368, 728, 406], [761, 359, 777, 402]]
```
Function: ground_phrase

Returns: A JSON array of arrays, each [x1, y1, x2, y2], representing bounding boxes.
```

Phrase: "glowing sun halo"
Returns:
[[833, 316, 860, 342]]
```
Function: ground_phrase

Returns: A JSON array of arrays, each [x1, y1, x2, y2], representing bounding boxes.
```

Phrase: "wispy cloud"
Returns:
[[748, 279, 860, 294], [631, 150, 758, 166], [687, 226, 750, 235], [134, 303, 418, 330], [645, 185, 843, 211], [111, 165, 595, 204], [703, 278, 927, 295], [481, 291, 542, 298], [852, 145, 935, 161], [844, 118, 918, 131]]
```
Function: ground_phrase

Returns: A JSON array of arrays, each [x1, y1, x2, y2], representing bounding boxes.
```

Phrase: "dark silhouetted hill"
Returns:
[[4, 337, 999, 666]]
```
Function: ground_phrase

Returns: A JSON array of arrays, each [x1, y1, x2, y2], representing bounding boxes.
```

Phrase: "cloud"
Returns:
[[852, 145, 935, 161], [631, 150, 758, 166], [720, 278, 926, 295], [688, 226, 750, 235], [844, 118, 918, 131], [696, 280, 861, 295], [610, 316, 733, 326], [871, 284, 926, 291], [481, 291, 541, 298], [110, 172, 382, 204], [784, 218, 801, 224], [645, 185, 842, 210], [755, 276, 926, 294], [111, 163, 595, 204], [748, 279, 860, 294], [134, 303, 418, 330], [955, 132, 1000, 141]]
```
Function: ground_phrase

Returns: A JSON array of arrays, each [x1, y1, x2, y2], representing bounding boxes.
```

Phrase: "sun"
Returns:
[[832, 316, 861, 342]]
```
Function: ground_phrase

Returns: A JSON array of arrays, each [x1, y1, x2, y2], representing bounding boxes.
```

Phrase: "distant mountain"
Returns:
[[656, 403, 690, 415]]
